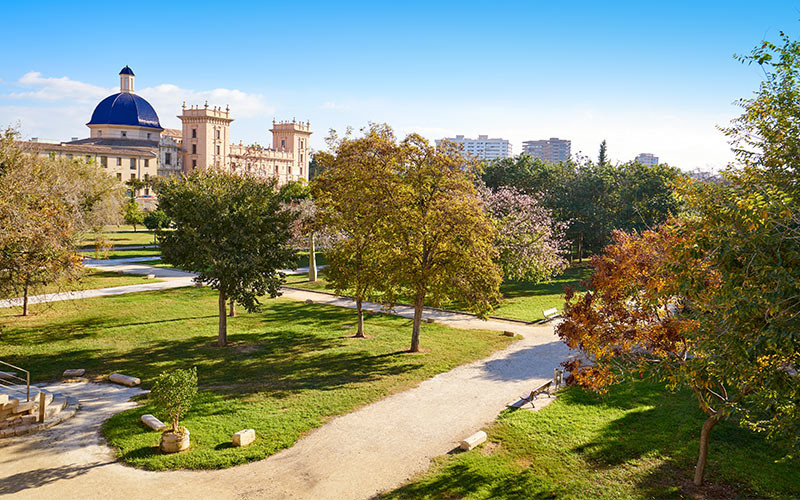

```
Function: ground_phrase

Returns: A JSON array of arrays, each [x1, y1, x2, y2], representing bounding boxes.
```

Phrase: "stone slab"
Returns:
[[63, 369, 86, 378], [141, 414, 168, 431], [109, 373, 140, 387], [232, 428, 255, 447], [459, 430, 487, 451]]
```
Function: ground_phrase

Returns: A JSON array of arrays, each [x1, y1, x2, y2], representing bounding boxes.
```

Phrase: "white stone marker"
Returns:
[[232, 429, 255, 447], [141, 414, 168, 431], [146, 274, 156, 280], [63, 369, 86, 378], [460, 430, 487, 451], [109, 373, 141, 387]]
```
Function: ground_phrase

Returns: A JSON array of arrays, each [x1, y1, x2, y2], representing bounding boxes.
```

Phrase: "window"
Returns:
[[98, 130, 102, 137], [144, 159, 149, 168], [130, 158, 136, 170], [192, 144, 197, 154], [165, 152, 171, 165], [147, 132, 151, 139], [116, 173, 122, 180], [192, 128, 197, 138], [144, 173, 149, 182], [274, 165, 278, 174], [101, 156, 108, 167], [281, 139, 286, 149], [216, 145, 220, 155], [215, 130, 220, 139], [192, 159, 197, 169], [116, 157, 122, 166], [130, 173, 136, 180], [121, 131, 127, 138]]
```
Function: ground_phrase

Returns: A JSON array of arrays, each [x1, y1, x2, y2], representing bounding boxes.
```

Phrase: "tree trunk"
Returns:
[[355, 298, 365, 338], [229, 298, 236, 317], [308, 233, 317, 282], [578, 233, 583, 262], [410, 292, 424, 352], [694, 415, 720, 486], [22, 279, 29, 317], [217, 290, 228, 347]]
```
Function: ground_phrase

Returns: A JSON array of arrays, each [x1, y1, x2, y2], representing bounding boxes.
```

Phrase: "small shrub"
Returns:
[[150, 367, 198, 431]]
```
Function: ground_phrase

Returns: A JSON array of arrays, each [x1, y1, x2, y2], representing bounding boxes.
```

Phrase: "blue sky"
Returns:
[[2, 0, 800, 170]]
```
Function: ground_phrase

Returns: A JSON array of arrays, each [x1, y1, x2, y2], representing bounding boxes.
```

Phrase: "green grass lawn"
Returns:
[[80, 230, 158, 248], [383, 381, 800, 500], [285, 265, 593, 323], [0, 268, 160, 302], [0, 287, 514, 471], [85, 248, 163, 260]]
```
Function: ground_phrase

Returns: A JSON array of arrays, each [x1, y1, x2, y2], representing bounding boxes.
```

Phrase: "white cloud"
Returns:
[[9, 72, 113, 104], [322, 101, 349, 110]]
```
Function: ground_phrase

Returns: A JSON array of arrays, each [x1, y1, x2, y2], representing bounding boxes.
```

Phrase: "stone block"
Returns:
[[146, 274, 156, 279], [141, 414, 168, 431], [109, 373, 140, 387], [426, 318, 435, 323], [13, 401, 35, 414], [503, 331, 515, 337], [63, 369, 86, 378], [232, 429, 255, 447], [0, 394, 7, 405], [305, 299, 313, 304], [460, 430, 487, 451]]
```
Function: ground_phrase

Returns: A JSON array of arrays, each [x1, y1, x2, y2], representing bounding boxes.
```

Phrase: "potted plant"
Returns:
[[150, 367, 198, 453]]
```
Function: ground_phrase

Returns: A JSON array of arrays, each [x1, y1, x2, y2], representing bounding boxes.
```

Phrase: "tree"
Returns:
[[143, 209, 171, 245], [380, 133, 503, 352], [313, 124, 396, 337], [156, 171, 297, 346], [150, 367, 198, 432], [480, 185, 568, 282], [559, 32, 800, 486], [123, 198, 144, 231], [598, 139, 608, 166], [0, 130, 123, 315]]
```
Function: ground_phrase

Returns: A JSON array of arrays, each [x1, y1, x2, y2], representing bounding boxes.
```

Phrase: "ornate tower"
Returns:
[[119, 65, 135, 93], [178, 102, 233, 173], [270, 119, 312, 180]]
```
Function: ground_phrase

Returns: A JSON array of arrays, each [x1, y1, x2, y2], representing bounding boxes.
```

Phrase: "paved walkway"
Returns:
[[1, 262, 569, 499]]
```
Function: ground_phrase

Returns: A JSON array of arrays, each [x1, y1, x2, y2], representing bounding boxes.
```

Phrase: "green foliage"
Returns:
[[123, 199, 144, 231], [155, 171, 297, 345], [150, 367, 198, 431], [0, 129, 123, 314], [278, 179, 312, 203], [143, 209, 171, 231], [482, 155, 682, 259]]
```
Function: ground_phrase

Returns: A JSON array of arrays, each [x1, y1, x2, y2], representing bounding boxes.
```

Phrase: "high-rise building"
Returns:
[[522, 138, 571, 163], [635, 153, 659, 166], [436, 135, 512, 160]]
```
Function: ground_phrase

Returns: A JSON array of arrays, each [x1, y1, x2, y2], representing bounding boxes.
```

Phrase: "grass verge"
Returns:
[[0, 286, 514, 470], [286, 265, 593, 322], [0, 268, 161, 302], [382, 381, 800, 499]]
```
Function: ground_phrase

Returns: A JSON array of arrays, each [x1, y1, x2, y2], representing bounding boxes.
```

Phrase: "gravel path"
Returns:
[[1, 275, 569, 499]]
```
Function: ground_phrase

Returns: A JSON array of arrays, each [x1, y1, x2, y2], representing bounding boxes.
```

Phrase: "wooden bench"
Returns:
[[519, 380, 553, 408], [542, 308, 559, 322]]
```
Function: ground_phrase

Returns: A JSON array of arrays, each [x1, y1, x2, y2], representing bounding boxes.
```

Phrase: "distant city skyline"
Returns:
[[3, 1, 800, 171]]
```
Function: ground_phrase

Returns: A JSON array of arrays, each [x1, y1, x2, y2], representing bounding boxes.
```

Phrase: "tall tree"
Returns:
[[381, 133, 503, 352], [123, 198, 144, 231], [0, 130, 123, 314], [156, 171, 297, 346], [480, 185, 568, 282], [598, 139, 608, 166], [313, 124, 396, 337]]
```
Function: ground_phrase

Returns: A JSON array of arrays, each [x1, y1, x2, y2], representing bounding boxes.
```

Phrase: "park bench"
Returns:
[[515, 368, 564, 409], [542, 307, 559, 322]]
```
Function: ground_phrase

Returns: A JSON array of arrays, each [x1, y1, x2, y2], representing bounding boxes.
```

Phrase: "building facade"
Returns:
[[23, 66, 310, 204], [522, 137, 571, 163], [634, 153, 659, 166], [436, 134, 512, 160]]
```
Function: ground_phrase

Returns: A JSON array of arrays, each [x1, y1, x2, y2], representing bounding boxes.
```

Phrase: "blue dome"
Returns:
[[87, 92, 162, 130]]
